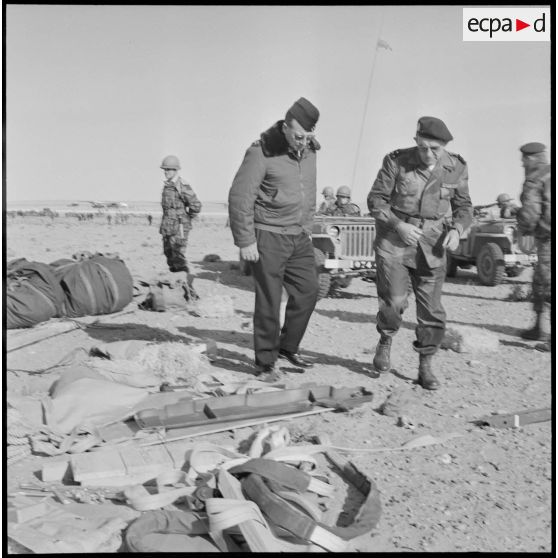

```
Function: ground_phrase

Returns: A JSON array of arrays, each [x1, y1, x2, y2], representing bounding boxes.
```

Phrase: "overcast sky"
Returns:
[[6, 4, 551, 206]]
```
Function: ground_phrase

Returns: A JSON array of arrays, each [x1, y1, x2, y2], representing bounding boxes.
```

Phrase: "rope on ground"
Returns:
[[7, 309, 136, 353], [6, 347, 89, 375]]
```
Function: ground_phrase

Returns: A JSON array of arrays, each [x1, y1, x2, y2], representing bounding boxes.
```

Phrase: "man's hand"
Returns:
[[442, 229, 460, 252], [240, 242, 259, 262], [396, 222, 423, 246]]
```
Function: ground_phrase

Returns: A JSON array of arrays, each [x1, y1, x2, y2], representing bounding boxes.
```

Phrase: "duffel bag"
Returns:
[[51, 253, 133, 318], [6, 258, 67, 329]]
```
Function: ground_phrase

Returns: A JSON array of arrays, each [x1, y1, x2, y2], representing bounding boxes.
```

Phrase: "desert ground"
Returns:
[[5, 213, 552, 553]]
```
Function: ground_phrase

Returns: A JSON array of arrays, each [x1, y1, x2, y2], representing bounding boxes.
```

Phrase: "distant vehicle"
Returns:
[[447, 217, 537, 286], [312, 215, 376, 299], [84, 201, 128, 210]]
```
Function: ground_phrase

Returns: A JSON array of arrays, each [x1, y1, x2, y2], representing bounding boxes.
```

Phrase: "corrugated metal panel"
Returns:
[[339, 225, 375, 259]]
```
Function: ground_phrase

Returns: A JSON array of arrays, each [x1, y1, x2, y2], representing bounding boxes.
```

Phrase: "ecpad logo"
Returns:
[[463, 8, 550, 42]]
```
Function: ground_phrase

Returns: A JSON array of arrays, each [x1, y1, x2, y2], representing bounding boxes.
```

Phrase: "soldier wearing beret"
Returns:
[[367, 116, 473, 389], [228, 97, 321, 380], [516, 142, 551, 351]]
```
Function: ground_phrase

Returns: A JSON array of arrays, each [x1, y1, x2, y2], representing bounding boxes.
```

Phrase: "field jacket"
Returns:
[[518, 163, 551, 240], [228, 121, 320, 248], [367, 147, 473, 268], [160, 178, 202, 236]]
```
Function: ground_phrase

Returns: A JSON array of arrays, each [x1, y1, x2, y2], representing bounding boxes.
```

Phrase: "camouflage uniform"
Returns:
[[324, 201, 362, 217], [160, 178, 202, 272], [517, 163, 551, 314], [317, 197, 336, 214], [368, 147, 473, 355]]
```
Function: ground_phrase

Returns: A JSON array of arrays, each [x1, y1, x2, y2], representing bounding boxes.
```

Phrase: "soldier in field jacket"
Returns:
[[228, 97, 321, 381], [367, 116, 473, 390]]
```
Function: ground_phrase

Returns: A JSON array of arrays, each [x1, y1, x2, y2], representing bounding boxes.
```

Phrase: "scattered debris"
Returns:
[[507, 284, 532, 302], [473, 407, 551, 428], [381, 387, 414, 417], [441, 325, 499, 354], [203, 254, 221, 262], [190, 294, 235, 318]]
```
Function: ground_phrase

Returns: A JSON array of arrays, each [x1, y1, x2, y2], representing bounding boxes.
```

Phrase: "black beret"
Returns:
[[416, 116, 453, 142], [520, 142, 546, 155], [285, 97, 320, 132]]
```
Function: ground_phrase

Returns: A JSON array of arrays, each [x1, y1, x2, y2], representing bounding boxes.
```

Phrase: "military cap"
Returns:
[[416, 116, 453, 142], [520, 142, 546, 155], [286, 97, 320, 132]]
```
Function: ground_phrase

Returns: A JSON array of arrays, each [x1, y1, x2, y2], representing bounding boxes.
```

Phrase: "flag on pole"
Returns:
[[377, 39, 392, 51]]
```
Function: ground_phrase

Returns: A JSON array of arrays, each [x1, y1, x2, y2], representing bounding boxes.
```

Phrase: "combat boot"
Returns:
[[417, 354, 440, 390], [521, 314, 549, 342], [373, 336, 392, 372]]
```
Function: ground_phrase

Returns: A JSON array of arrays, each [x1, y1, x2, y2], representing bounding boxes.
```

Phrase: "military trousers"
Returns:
[[162, 233, 190, 273], [250, 229, 319, 367], [375, 247, 447, 355], [533, 238, 551, 314]]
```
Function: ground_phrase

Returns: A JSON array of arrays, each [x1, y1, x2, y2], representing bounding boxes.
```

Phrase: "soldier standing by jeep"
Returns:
[[367, 117, 473, 389], [516, 142, 551, 351], [228, 97, 320, 381], [159, 155, 202, 300]]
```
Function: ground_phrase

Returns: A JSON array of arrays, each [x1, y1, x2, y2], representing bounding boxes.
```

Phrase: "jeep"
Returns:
[[312, 215, 376, 299], [447, 217, 537, 285]]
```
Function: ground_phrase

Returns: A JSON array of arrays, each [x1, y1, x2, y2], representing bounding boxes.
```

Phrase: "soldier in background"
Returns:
[[324, 186, 361, 216], [147, 214, 153, 226], [516, 142, 551, 351], [317, 186, 336, 214], [159, 155, 202, 300], [496, 193, 520, 218], [367, 116, 473, 390]]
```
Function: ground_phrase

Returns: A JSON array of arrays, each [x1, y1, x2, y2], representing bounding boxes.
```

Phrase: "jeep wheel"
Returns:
[[314, 247, 332, 300], [446, 253, 458, 277], [476, 243, 506, 286]]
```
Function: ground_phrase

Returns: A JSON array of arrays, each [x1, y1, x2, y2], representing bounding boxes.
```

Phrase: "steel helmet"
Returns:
[[322, 186, 334, 197], [336, 185, 351, 198], [160, 155, 181, 170], [497, 193, 512, 204]]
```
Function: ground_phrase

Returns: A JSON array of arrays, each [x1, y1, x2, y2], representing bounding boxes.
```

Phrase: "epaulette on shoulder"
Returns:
[[251, 139, 262, 148], [388, 147, 413, 160], [448, 151, 466, 165]]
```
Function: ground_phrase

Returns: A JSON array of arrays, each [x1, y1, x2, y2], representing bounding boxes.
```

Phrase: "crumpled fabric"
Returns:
[[45, 369, 149, 434]]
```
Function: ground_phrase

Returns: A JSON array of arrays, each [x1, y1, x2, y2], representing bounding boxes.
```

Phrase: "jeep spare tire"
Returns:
[[476, 243, 506, 286], [313, 247, 331, 300]]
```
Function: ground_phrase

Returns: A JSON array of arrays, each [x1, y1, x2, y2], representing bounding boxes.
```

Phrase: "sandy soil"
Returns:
[[6, 214, 552, 552]]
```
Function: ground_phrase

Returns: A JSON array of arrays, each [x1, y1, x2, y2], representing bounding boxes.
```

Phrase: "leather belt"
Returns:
[[255, 223, 304, 235], [392, 208, 442, 229]]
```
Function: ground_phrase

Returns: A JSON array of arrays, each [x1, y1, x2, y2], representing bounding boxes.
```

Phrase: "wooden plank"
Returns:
[[71, 449, 126, 482], [119, 445, 174, 477], [474, 407, 552, 428], [140, 407, 336, 448]]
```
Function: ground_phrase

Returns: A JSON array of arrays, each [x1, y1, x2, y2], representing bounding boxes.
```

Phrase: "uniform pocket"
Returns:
[[440, 183, 458, 199], [395, 177, 419, 196]]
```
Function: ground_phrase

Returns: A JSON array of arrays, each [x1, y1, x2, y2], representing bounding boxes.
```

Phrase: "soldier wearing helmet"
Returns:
[[324, 186, 361, 216], [317, 186, 336, 214], [159, 155, 202, 300], [496, 193, 519, 219], [516, 142, 551, 351]]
